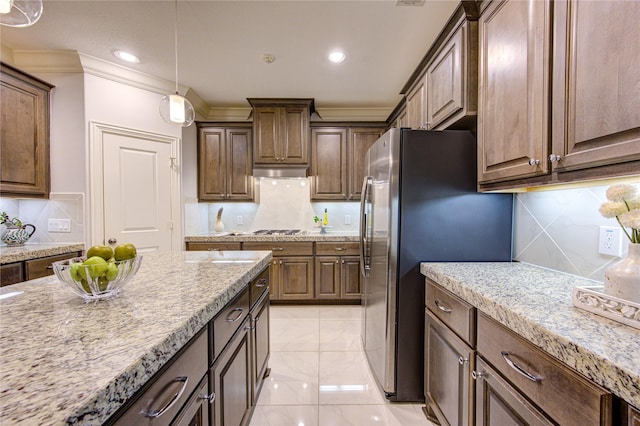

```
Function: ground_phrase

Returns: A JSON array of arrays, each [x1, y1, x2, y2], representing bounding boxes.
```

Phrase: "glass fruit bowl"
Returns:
[[53, 256, 142, 301]]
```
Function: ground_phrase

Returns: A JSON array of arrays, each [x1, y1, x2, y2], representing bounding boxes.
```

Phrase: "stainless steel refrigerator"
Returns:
[[359, 128, 513, 402]]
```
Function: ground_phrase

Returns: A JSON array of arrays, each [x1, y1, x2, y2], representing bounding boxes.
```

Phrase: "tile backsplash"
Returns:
[[513, 181, 639, 282], [0, 193, 85, 244]]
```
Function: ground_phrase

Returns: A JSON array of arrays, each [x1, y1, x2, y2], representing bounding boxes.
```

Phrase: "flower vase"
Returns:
[[604, 243, 640, 303], [214, 218, 225, 233]]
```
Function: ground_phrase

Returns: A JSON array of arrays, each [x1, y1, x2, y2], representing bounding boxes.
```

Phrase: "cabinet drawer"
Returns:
[[249, 267, 269, 308], [243, 241, 313, 256], [212, 287, 250, 361], [113, 329, 208, 426], [1, 262, 24, 286], [315, 242, 359, 256], [426, 279, 475, 347], [25, 252, 82, 280], [185, 242, 242, 251], [477, 312, 612, 426]]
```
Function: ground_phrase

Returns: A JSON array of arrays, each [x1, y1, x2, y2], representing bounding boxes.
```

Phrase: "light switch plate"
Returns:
[[48, 218, 71, 233], [598, 226, 623, 257]]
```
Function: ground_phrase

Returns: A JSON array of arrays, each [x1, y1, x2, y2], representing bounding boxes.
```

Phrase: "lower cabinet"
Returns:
[[424, 310, 474, 426], [172, 375, 212, 426], [315, 255, 361, 300], [0, 262, 23, 287], [473, 357, 553, 426], [1, 251, 83, 286], [250, 291, 270, 404], [210, 316, 252, 426]]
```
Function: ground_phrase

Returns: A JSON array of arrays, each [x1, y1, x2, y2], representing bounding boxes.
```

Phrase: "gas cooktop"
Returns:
[[252, 229, 306, 236]]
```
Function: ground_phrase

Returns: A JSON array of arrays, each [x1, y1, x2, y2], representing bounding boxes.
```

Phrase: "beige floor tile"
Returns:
[[319, 319, 362, 351], [249, 405, 319, 426]]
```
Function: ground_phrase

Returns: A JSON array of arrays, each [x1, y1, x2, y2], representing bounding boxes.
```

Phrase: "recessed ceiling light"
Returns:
[[328, 50, 346, 64], [113, 50, 140, 64]]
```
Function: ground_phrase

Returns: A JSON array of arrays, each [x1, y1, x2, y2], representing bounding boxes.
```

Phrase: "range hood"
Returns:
[[252, 167, 308, 178]]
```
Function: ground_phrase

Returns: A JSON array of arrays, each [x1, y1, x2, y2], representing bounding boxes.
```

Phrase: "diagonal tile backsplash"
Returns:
[[513, 181, 639, 282]]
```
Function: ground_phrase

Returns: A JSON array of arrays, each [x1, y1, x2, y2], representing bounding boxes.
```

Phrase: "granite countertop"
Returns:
[[421, 261, 640, 409], [0, 243, 85, 264], [0, 250, 272, 425], [186, 231, 359, 243]]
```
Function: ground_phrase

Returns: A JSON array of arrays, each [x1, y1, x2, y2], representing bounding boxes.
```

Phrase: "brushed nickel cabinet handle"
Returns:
[[434, 299, 452, 313], [528, 158, 540, 166], [255, 278, 268, 287], [271, 247, 285, 251], [199, 392, 216, 404], [472, 370, 485, 380], [501, 351, 543, 382], [142, 376, 188, 418], [458, 356, 468, 365], [225, 307, 243, 323], [549, 154, 562, 162], [334, 247, 346, 252]]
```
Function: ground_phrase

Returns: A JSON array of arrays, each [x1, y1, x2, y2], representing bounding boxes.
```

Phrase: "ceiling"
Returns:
[[0, 0, 459, 119]]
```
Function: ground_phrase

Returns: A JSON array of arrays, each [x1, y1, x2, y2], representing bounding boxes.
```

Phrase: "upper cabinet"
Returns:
[[311, 124, 384, 201], [477, 0, 551, 184], [197, 123, 253, 202], [477, 0, 640, 190], [550, 0, 640, 173], [0, 62, 54, 199], [400, 5, 479, 131], [248, 98, 313, 167]]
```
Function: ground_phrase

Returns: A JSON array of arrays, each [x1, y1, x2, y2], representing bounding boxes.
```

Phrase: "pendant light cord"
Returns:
[[173, 0, 179, 95]]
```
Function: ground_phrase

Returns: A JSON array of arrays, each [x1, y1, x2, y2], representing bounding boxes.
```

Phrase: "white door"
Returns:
[[91, 123, 180, 253]]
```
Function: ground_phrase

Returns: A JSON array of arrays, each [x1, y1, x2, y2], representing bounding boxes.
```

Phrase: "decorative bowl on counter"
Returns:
[[53, 256, 142, 301]]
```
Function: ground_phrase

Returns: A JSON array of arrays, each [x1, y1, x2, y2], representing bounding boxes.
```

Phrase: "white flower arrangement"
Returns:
[[599, 183, 640, 244]]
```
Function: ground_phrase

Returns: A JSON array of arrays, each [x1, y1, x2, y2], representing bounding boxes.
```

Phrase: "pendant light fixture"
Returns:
[[0, 0, 43, 27], [159, 0, 194, 127]]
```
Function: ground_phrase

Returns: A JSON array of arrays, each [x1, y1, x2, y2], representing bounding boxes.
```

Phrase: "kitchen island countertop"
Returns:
[[421, 261, 640, 409], [0, 250, 272, 425], [0, 242, 85, 264]]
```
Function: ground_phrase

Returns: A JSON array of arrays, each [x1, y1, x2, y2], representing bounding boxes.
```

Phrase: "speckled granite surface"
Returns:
[[185, 232, 359, 243], [421, 261, 640, 409], [0, 243, 85, 264], [0, 250, 271, 425]]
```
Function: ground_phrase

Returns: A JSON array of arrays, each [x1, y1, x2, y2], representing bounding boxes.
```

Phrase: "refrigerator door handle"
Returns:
[[359, 176, 372, 277]]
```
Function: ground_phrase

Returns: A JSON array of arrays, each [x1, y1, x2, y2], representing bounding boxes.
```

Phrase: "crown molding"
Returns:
[[315, 107, 392, 122], [205, 107, 252, 122]]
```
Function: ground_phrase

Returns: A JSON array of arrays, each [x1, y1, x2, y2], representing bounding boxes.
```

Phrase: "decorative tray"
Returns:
[[572, 286, 640, 330]]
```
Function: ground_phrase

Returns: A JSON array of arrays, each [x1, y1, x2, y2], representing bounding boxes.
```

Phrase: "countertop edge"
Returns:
[[421, 262, 640, 409], [0, 243, 85, 264]]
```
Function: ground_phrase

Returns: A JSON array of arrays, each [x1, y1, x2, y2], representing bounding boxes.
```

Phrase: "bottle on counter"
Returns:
[[323, 208, 328, 226]]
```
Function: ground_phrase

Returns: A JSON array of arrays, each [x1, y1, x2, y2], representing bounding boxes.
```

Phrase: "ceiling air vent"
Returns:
[[395, 0, 425, 6]]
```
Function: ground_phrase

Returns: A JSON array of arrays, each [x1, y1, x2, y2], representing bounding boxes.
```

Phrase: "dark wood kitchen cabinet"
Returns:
[[248, 98, 313, 167], [1, 250, 82, 286], [477, 0, 551, 184], [311, 125, 383, 201], [197, 123, 253, 202], [315, 242, 361, 300], [243, 242, 314, 301], [550, 0, 640, 173], [1, 62, 53, 199], [405, 75, 427, 130], [186, 242, 242, 251]]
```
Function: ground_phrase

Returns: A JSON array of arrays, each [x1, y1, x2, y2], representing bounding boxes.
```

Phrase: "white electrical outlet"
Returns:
[[598, 226, 623, 257], [236, 216, 243, 225], [48, 218, 71, 233], [344, 215, 351, 225]]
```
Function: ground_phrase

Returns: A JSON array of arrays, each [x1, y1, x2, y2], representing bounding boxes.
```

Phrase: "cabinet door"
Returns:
[[250, 294, 270, 405], [474, 357, 554, 426], [281, 106, 309, 164], [477, 0, 551, 183], [427, 24, 464, 130], [226, 128, 253, 200], [211, 318, 252, 426], [406, 75, 427, 129], [551, 0, 640, 172], [0, 63, 52, 198], [1, 262, 23, 286], [341, 256, 362, 300], [311, 128, 347, 200], [348, 128, 383, 200], [268, 259, 279, 300], [425, 311, 473, 426], [172, 375, 211, 426], [278, 256, 314, 300], [24, 251, 82, 281], [253, 107, 280, 164], [185, 242, 242, 251], [198, 128, 227, 201], [315, 256, 340, 299]]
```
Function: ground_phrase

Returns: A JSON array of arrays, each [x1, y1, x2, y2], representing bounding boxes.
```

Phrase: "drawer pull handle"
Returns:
[[471, 370, 485, 380], [245, 320, 255, 330], [225, 307, 244, 323], [199, 392, 216, 404], [207, 248, 221, 251], [46, 265, 54, 269], [142, 376, 188, 418], [458, 356, 468, 365], [434, 299, 452, 313], [271, 247, 285, 251], [334, 247, 346, 252], [501, 351, 543, 382], [255, 278, 268, 288]]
